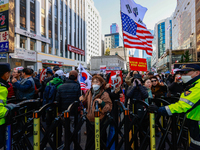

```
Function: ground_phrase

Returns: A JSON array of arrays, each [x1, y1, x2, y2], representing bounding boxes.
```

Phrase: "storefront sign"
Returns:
[[15, 27, 50, 44], [10, 48, 37, 62], [0, 0, 9, 5], [0, 3, 8, 12], [0, 41, 8, 52], [68, 44, 85, 56], [0, 10, 8, 32], [129, 57, 147, 71], [42, 59, 64, 66], [0, 31, 8, 42], [15, 62, 21, 66], [106, 67, 121, 70]]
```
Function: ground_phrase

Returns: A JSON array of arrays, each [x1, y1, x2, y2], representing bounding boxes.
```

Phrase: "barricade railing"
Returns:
[[5, 99, 40, 149], [33, 101, 60, 150]]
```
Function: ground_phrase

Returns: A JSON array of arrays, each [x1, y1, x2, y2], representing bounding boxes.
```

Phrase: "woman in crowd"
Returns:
[[151, 76, 167, 99], [143, 78, 153, 103], [80, 75, 112, 150]]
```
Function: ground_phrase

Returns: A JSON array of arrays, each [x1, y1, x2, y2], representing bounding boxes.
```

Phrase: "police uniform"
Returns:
[[0, 63, 11, 148], [156, 64, 200, 149]]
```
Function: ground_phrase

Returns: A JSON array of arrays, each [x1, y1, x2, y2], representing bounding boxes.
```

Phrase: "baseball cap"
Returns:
[[53, 66, 60, 71], [0, 62, 11, 73], [55, 70, 64, 77], [148, 72, 154, 75], [46, 69, 53, 75], [179, 64, 200, 72]]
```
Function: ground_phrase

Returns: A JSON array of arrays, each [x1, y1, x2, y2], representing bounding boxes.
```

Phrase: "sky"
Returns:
[[93, 0, 177, 36]]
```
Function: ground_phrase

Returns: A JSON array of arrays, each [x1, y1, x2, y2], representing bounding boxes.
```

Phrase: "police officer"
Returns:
[[0, 63, 18, 148], [148, 64, 200, 150]]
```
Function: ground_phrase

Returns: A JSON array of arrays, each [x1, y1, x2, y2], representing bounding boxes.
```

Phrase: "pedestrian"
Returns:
[[168, 72, 184, 97], [143, 78, 153, 103], [148, 64, 200, 150], [12, 68, 35, 100], [151, 76, 167, 99], [79, 75, 112, 150], [0, 63, 18, 149], [56, 70, 81, 112], [43, 70, 64, 105]]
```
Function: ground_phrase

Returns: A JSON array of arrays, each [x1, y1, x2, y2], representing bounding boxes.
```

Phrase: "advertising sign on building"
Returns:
[[0, 0, 15, 53], [129, 57, 147, 71], [68, 44, 85, 56]]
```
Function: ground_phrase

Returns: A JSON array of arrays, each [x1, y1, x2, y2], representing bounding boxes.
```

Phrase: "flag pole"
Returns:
[[120, 0, 128, 71]]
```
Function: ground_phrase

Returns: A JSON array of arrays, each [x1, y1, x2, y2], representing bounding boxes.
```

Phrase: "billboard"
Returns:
[[0, 0, 15, 53], [129, 57, 147, 71]]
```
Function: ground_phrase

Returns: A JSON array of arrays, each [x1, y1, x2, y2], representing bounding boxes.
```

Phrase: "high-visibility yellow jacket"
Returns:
[[165, 76, 200, 121], [0, 81, 8, 125]]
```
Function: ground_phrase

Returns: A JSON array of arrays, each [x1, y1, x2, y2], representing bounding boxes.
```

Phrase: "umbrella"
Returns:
[[165, 71, 170, 74]]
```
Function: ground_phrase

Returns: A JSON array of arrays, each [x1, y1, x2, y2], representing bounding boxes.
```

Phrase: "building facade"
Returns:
[[110, 23, 119, 34], [196, 0, 200, 60], [90, 55, 124, 71], [0, 0, 87, 72], [104, 33, 122, 52], [172, 0, 196, 62], [85, 0, 101, 65], [154, 17, 172, 72]]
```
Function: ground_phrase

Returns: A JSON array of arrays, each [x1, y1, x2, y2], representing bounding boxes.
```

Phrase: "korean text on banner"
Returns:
[[129, 57, 147, 71]]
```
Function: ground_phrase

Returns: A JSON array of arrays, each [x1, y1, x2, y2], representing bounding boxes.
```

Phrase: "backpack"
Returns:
[[43, 82, 62, 105]]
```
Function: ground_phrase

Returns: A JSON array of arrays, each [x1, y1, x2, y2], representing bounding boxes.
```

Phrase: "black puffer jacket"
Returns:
[[126, 85, 148, 100], [56, 79, 81, 112]]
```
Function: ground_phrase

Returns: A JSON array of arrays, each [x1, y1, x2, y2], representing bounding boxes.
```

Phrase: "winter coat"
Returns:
[[125, 76, 134, 86], [126, 85, 149, 100], [168, 82, 184, 96], [151, 84, 167, 98], [56, 79, 81, 112], [83, 89, 112, 122]]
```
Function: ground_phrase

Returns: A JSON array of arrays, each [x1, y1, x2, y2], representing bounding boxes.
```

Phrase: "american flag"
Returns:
[[121, 12, 154, 56], [79, 74, 87, 91]]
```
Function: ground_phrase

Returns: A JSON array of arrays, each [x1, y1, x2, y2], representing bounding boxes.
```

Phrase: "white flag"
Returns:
[[121, 0, 147, 25], [78, 64, 92, 89]]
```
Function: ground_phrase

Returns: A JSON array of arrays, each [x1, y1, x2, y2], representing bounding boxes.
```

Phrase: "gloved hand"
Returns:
[[147, 104, 158, 113], [5, 103, 19, 112]]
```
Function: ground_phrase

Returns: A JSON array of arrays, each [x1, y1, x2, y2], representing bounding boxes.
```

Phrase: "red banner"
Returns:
[[68, 44, 85, 56], [129, 57, 147, 71], [40, 69, 47, 82]]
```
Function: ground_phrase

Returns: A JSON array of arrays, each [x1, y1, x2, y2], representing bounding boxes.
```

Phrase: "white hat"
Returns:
[[154, 73, 158, 76], [55, 70, 64, 77]]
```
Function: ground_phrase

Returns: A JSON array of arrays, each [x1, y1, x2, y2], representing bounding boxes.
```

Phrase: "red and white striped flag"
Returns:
[[121, 0, 154, 56]]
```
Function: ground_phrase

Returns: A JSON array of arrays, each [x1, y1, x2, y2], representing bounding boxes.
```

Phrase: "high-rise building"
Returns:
[[110, 23, 119, 34], [153, 17, 172, 72], [85, 0, 102, 65], [1, 0, 87, 71], [196, 0, 200, 60], [104, 33, 122, 53]]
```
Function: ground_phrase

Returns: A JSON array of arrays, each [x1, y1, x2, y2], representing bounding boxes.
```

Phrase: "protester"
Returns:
[[56, 70, 81, 112], [7, 82, 15, 98], [12, 68, 35, 100], [168, 72, 184, 96], [43, 70, 64, 105], [12, 70, 22, 83], [143, 78, 153, 103], [125, 70, 139, 86], [79, 75, 112, 150], [151, 76, 167, 99]]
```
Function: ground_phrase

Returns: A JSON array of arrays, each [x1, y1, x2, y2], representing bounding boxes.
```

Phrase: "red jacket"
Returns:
[[7, 82, 15, 98]]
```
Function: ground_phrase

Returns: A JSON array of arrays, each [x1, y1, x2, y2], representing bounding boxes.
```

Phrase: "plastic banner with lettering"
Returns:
[[129, 57, 147, 71]]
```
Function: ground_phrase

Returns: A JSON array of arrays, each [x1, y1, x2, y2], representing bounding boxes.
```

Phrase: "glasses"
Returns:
[[151, 80, 157, 82]]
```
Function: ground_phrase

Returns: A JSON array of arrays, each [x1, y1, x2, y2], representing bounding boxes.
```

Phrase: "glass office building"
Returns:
[[110, 23, 119, 34], [158, 22, 166, 58]]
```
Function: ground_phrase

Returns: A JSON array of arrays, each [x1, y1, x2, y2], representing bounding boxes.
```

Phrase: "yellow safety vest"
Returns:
[[0, 83, 8, 125]]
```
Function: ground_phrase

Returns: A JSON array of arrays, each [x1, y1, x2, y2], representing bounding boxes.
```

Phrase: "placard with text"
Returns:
[[129, 57, 147, 71]]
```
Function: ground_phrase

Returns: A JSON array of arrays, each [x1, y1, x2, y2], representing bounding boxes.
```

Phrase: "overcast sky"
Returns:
[[93, 0, 177, 35]]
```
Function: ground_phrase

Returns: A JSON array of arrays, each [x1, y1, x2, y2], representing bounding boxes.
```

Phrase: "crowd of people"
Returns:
[[1, 62, 200, 150]]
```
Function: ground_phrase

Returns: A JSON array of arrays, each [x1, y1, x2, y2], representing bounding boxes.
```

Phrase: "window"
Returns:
[[30, 39, 36, 50], [30, 0, 35, 32], [41, 42, 46, 53], [20, 0, 26, 29], [41, 0, 46, 36], [20, 36, 27, 49]]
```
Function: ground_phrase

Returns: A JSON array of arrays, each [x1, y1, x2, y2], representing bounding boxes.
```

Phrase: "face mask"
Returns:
[[181, 76, 192, 83], [92, 84, 100, 91]]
